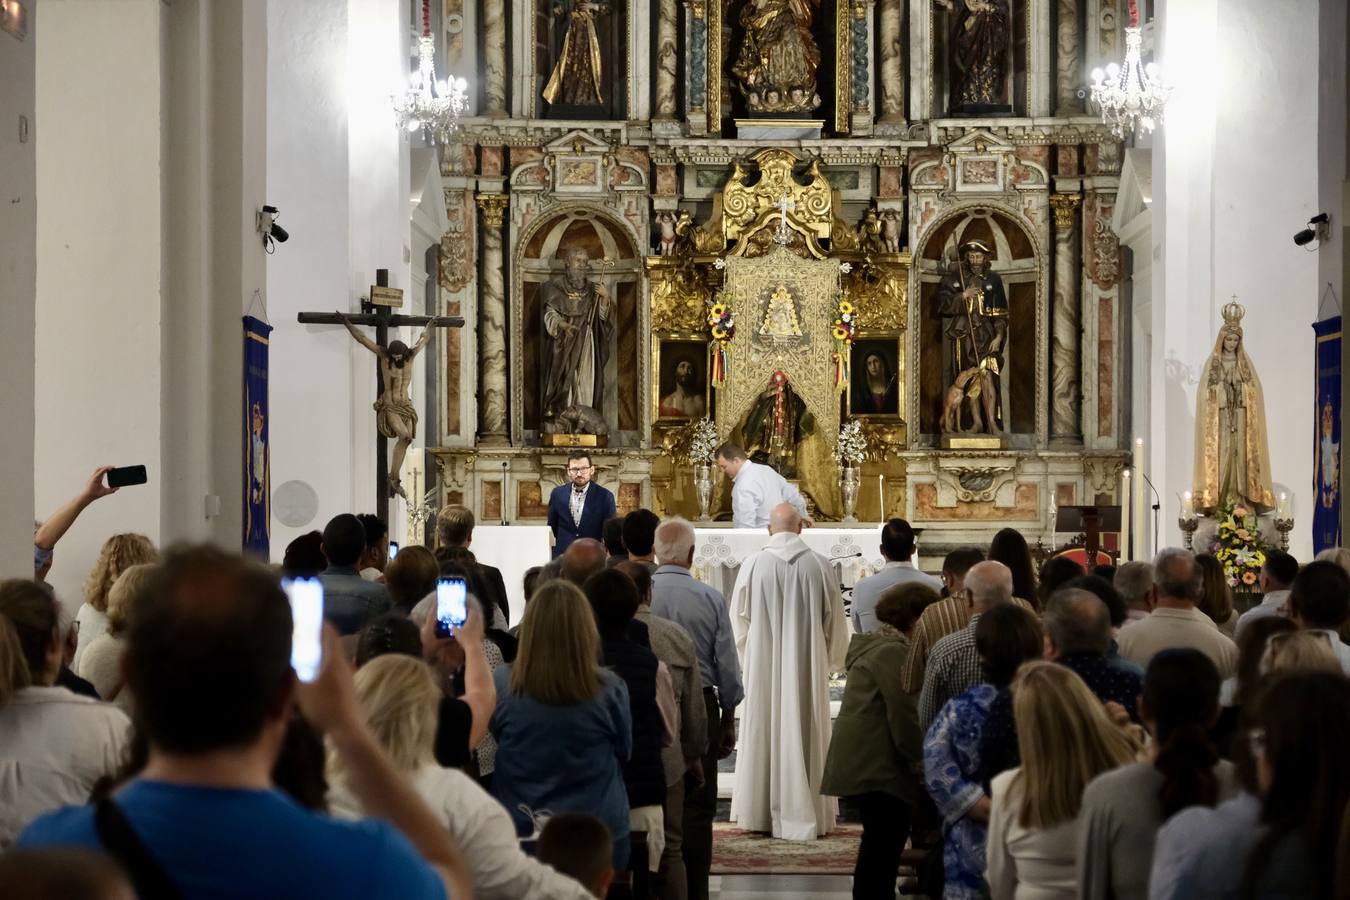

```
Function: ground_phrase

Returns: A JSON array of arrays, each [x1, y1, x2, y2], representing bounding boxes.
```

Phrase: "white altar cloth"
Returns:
[[454, 524, 891, 630]]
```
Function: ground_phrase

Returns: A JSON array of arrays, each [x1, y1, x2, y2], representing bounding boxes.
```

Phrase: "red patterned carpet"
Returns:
[[710, 823, 861, 874]]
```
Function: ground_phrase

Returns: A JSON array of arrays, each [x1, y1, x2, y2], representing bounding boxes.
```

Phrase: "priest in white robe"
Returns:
[[729, 503, 850, 840]]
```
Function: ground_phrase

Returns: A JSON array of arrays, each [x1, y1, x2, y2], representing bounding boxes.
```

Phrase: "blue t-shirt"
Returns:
[[18, 780, 446, 900]]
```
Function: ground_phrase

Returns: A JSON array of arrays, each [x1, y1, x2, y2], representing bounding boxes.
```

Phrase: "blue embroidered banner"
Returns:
[[1313, 316, 1341, 554], [244, 316, 273, 557]]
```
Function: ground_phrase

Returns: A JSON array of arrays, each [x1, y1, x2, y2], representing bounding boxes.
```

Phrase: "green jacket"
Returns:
[[820, 631, 923, 802]]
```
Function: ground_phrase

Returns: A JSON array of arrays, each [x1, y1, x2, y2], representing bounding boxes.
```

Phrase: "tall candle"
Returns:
[[1277, 492, 1290, 518], [879, 475, 885, 522], [1120, 469, 1131, 562], [1133, 438, 1147, 561]]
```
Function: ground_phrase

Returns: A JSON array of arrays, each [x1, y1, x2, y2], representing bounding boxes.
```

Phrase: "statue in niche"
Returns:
[[937, 0, 1011, 114], [1192, 301, 1275, 514], [541, 247, 613, 432], [934, 240, 1009, 434], [543, 0, 610, 107], [732, 0, 822, 113], [737, 370, 816, 479]]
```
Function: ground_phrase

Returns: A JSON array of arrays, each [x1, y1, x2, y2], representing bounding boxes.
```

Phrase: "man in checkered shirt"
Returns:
[[918, 560, 1016, 729]]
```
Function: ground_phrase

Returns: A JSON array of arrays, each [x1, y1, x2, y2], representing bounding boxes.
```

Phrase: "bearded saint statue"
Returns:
[[732, 0, 822, 113], [1193, 301, 1275, 514]]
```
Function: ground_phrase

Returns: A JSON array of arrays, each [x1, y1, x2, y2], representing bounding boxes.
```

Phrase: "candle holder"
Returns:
[[1178, 516, 1199, 552], [1274, 516, 1294, 552]]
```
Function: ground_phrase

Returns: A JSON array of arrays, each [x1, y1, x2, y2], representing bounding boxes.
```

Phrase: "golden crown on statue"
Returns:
[[1221, 296, 1246, 328]]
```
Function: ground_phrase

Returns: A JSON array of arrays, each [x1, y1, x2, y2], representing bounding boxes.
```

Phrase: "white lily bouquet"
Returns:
[[833, 420, 868, 468], [689, 418, 720, 465]]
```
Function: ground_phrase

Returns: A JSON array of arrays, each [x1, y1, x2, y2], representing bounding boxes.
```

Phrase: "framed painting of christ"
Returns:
[[849, 338, 903, 419], [654, 339, 710, 423]]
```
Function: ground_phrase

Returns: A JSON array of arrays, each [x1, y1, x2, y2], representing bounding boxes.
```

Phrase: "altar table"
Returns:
[[468, 524, 889, 629]]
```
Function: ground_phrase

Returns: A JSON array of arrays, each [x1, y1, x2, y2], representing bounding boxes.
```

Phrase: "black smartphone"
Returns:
[[107, 465, 148, 488], [436, 576, 468, 638], [388, 541, 400, 560], [283, 577, 325, 683]]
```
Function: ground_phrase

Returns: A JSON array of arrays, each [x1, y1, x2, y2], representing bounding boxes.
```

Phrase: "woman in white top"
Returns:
[[77, 563, 157, 713], [986, 661, 1136, 900], [327, 651, 595, 900], [72, 533, 157, 671], [0, 579, 131, 848]]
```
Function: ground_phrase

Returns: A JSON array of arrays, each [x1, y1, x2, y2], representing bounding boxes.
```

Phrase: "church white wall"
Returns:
[[0, 0, 37, 578], [35, 0, 165, 602], [266, 0, 412, 558], [1151, 0, 1320, 560]]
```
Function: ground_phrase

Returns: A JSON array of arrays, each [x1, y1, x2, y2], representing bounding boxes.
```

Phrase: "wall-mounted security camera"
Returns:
[[257, 205, 289, 253], [1294, 212, 1330, 248]]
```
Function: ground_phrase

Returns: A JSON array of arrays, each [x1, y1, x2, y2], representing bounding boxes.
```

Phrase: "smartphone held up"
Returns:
[[436, 577, 468, 638], [284, 577, 325, 683], [106, 465, 148, 488]]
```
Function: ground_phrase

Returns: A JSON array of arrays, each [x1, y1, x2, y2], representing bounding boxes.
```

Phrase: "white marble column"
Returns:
[[477, 194, 509, 444], [1050, 193, 1082, 443], [878, 0, 903, 121], [483, 0, 506, 116], [656, 0, 678, 118], [1056, 0, 1080, 114]]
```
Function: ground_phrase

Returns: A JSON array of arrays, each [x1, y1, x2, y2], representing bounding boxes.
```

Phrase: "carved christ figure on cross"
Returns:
[[338, 312, 443, 499], [774, 193, 795, 245]]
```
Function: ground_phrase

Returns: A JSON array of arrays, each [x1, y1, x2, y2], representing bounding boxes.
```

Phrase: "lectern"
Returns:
[[1055, 506, 1123, 566]]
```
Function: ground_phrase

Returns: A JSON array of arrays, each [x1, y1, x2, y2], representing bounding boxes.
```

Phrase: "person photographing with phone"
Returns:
[[17, 545, 475, 900]]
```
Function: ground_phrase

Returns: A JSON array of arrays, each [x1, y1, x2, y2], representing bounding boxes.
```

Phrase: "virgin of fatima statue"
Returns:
[[1193, 300, 1275, 514]]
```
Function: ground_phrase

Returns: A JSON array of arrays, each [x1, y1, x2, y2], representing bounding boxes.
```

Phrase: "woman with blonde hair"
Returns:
[[76, 563, 156, 712], [490, 579, 632, 869], [1263, 630, 1342, 674], [328, 653, 594, 900], [0, 580, 130, 847], [73, 534, 157, 670], [985, 662, 1135, 900]]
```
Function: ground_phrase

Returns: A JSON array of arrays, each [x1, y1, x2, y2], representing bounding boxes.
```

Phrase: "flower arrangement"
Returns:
[[833, 419, 868, 468], [1210, 501, 1267, 590], [831, 296, 857, 390], [689, 418, 720, 466], [707, 291, 736, 388]]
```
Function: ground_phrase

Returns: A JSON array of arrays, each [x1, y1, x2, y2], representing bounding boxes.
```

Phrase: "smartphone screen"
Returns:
[[388, 541, 399, 560], [436, 577, 468, 637], [107, 465, 148, 488], [284, 577, 324, 682]]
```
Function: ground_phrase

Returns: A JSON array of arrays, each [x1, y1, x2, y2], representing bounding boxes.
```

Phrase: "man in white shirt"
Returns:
[[715, 442, 812, 529], [850, 518, 941, 633], [1286, 559, 1350, 673], [1234, 548, 1298, 638]]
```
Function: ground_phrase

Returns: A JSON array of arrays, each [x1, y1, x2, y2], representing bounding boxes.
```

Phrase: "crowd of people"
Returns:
[[4, 465, 1350, 900]]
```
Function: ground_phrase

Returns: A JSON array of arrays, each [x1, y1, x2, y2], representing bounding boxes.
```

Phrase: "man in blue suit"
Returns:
[[548, 450, 617, 558]]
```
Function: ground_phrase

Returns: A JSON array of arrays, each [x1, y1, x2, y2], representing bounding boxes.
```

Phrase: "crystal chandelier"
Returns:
[[392, 0, 469, 144], [1089, 0, 1171, 138]]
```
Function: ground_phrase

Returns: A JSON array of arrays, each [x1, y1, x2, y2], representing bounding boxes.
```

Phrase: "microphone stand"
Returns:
[[1141, 471, 1162, 558], [500, 460, 509, 526]]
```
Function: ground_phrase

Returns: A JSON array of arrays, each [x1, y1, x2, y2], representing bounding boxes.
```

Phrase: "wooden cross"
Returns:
[[297, 272, 463, 529]]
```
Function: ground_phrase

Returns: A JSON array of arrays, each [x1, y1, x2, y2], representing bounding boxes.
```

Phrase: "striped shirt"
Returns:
[[901, 594, 1037, 694]]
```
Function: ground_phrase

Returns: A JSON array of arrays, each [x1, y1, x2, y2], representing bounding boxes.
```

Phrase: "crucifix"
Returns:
[[773, 192, 796, 245], [297, 269, 464, 528]]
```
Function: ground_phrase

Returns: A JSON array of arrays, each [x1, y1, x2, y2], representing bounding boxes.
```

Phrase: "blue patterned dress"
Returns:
[[923, 684, 998, 900]]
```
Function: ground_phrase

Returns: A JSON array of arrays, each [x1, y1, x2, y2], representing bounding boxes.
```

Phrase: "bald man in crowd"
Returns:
[[918, 560, 1014, 729], [728, 504, 848, 841], [560, 538, 609, 587]]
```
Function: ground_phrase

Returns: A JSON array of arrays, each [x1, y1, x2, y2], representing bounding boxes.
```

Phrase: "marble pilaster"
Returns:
[[1056, 0, 1081, 114], [483, 0, 506, 116], [477, 193, 509, 444], [686, 0, 707, 134], [656, 0, 679, 118], [850, 1, 873, 133], [878, 0, 903, 122], [1050, 193, 1083, 443]]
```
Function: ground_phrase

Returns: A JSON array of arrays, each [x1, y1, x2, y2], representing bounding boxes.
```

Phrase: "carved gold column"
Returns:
[[1056, 0, 1081, 114], [1050, 193, 1083, 443], [483, 0, 507, 115], [477, 194, 509, 445]]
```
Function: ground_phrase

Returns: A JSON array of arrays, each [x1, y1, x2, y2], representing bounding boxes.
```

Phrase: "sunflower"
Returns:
[[839, 300, 854, 315], [712, 326, 727, 341], [832, 326, 849, 341], [710, 303, 726, 318]]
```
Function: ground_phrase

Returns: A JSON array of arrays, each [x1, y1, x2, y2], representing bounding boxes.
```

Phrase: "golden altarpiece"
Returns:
[[421, 0, 1137, 556]]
